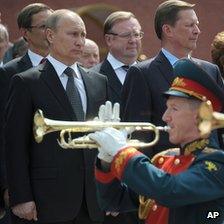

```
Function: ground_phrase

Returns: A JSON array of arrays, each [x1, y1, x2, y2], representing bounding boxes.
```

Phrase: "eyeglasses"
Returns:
[[107, 31, 144, 40], [28, 24, 46, 30]]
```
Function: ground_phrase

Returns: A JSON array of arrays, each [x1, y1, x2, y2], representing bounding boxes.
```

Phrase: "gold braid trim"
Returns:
[[138, 148, 179, 220], [184, 139, 209, 155], [170, 86, 206, 101]]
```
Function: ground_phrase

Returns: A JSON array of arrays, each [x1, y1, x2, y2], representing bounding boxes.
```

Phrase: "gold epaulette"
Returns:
[[138, 147, 179, 220]]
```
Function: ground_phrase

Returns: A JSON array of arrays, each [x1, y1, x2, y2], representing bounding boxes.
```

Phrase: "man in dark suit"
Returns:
[[92, 11, 143, 105], [92, 13, 142, 224], [5, 9, 108, 224], [121, 0, 224, 158], [0, 4, 53, 222]]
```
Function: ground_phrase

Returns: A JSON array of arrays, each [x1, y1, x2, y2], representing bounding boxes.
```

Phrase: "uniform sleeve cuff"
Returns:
[[95, 167, 115, 183], [111, 147, 141, 180]]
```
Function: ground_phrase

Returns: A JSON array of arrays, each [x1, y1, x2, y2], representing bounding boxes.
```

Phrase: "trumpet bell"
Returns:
[[198, 101, 224, 136]]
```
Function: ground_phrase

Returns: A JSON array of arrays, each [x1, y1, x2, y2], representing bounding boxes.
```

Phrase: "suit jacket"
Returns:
[[5, 61, 108, 223], [0, 52, 33, 207], [92, 59, 123, 104], [121, 51, 224, 157]]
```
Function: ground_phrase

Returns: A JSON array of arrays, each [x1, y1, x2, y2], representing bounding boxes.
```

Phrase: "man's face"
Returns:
[[24, 9, 52, 54], [78, 42, 100, 68], [167, 9, 200, 53], [105, 17, 142, 64], [162, 96, 199, 145], [0, 39, 8, 60], [47, 14, 86, 65]]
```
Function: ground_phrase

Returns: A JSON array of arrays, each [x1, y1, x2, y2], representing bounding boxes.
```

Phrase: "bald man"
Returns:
[[78, 38, 100, 69]]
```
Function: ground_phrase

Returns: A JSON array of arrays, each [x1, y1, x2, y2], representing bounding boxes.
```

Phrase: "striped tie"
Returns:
[[64, 67, 85, 121]]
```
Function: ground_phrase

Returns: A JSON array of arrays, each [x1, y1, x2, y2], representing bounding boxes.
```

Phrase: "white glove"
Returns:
[[93, 101, 120, 162], [89, 127, 128, 161], [94, 101, 120, 122]]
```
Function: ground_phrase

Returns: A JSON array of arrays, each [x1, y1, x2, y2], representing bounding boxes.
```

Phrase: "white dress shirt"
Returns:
[[107, 53, 137, 85], [28, 49, 47, 66], [47, 55, 87, 114]]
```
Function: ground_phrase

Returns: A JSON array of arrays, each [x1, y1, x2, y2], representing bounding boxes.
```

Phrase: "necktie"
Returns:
[[39, 58, 47, 64], [64, 67, 85, 121], [121, 65, 130, 72]]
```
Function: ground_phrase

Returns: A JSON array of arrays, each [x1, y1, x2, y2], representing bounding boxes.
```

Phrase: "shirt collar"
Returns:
[[107, 52, 137, 70], [162, 48, 191, 67], [161, 48, 179, 67], [47, 55, 81, 79], [28, 49, 47, 66]]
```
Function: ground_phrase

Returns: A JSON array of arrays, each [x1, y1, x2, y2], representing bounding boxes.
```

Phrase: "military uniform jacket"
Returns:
[[95, 139, 224, 224]]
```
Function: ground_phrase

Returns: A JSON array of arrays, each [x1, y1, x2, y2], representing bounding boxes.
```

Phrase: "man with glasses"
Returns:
[[0, 4, 53, 224], [92, 11, 143, 105]]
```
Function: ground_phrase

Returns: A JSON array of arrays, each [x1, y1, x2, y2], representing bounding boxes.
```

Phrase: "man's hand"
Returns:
[[94, 101, 120, 122], [89, 127, 128, 158], [93, 101, 120, 162], [12, 201, 37, 221]]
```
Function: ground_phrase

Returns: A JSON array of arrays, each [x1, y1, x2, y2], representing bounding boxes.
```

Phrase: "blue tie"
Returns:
[[64, 67, 85, 121]]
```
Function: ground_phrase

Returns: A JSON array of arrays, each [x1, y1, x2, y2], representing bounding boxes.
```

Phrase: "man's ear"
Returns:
[[45, 28, 54, 44], [104, 34, 113, 47], [194, 110, 200, 126], [162, 24, 173, 38], [20, 28, 29, 42]]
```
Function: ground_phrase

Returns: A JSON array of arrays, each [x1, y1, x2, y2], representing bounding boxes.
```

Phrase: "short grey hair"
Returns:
[[45, 9, 81, 31], [104, 11, 136, 35]]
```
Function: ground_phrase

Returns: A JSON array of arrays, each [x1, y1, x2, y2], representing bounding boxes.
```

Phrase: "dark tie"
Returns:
[[121, 65, 130, 72], [64, 67, 85, 121], [39, 58, 47, 64]]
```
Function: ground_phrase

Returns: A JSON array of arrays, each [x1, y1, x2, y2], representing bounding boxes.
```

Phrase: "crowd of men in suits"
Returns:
[[0, 1, 223, 224]]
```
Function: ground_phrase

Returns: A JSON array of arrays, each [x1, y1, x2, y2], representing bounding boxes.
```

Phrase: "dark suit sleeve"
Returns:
[[121, 65, 152, 122], [5, 75, 34, 206], [0, 66, 11, 205]]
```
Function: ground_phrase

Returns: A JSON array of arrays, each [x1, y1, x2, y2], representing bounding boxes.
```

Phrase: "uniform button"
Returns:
[[152, 204, 157, 211], [158, 157, 164, 164], [174, 158, 180, 165]]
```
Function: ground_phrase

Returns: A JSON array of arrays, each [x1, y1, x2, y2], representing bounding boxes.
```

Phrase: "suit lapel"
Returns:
[[155, 51, 175, 85], [40, 61, 76, 120], [100, 60, 122, 97]]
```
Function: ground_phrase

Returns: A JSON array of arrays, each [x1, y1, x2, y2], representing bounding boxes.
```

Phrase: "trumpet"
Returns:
[[33, 109, 169, 149], [198, 100, 224, 136]]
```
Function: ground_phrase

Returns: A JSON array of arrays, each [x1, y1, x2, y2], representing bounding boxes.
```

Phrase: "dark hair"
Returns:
[[104, 11, 136, 35], [154, 0, 195, 39], [211, 31, 224, 76], [17, 3, 52, 29]]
